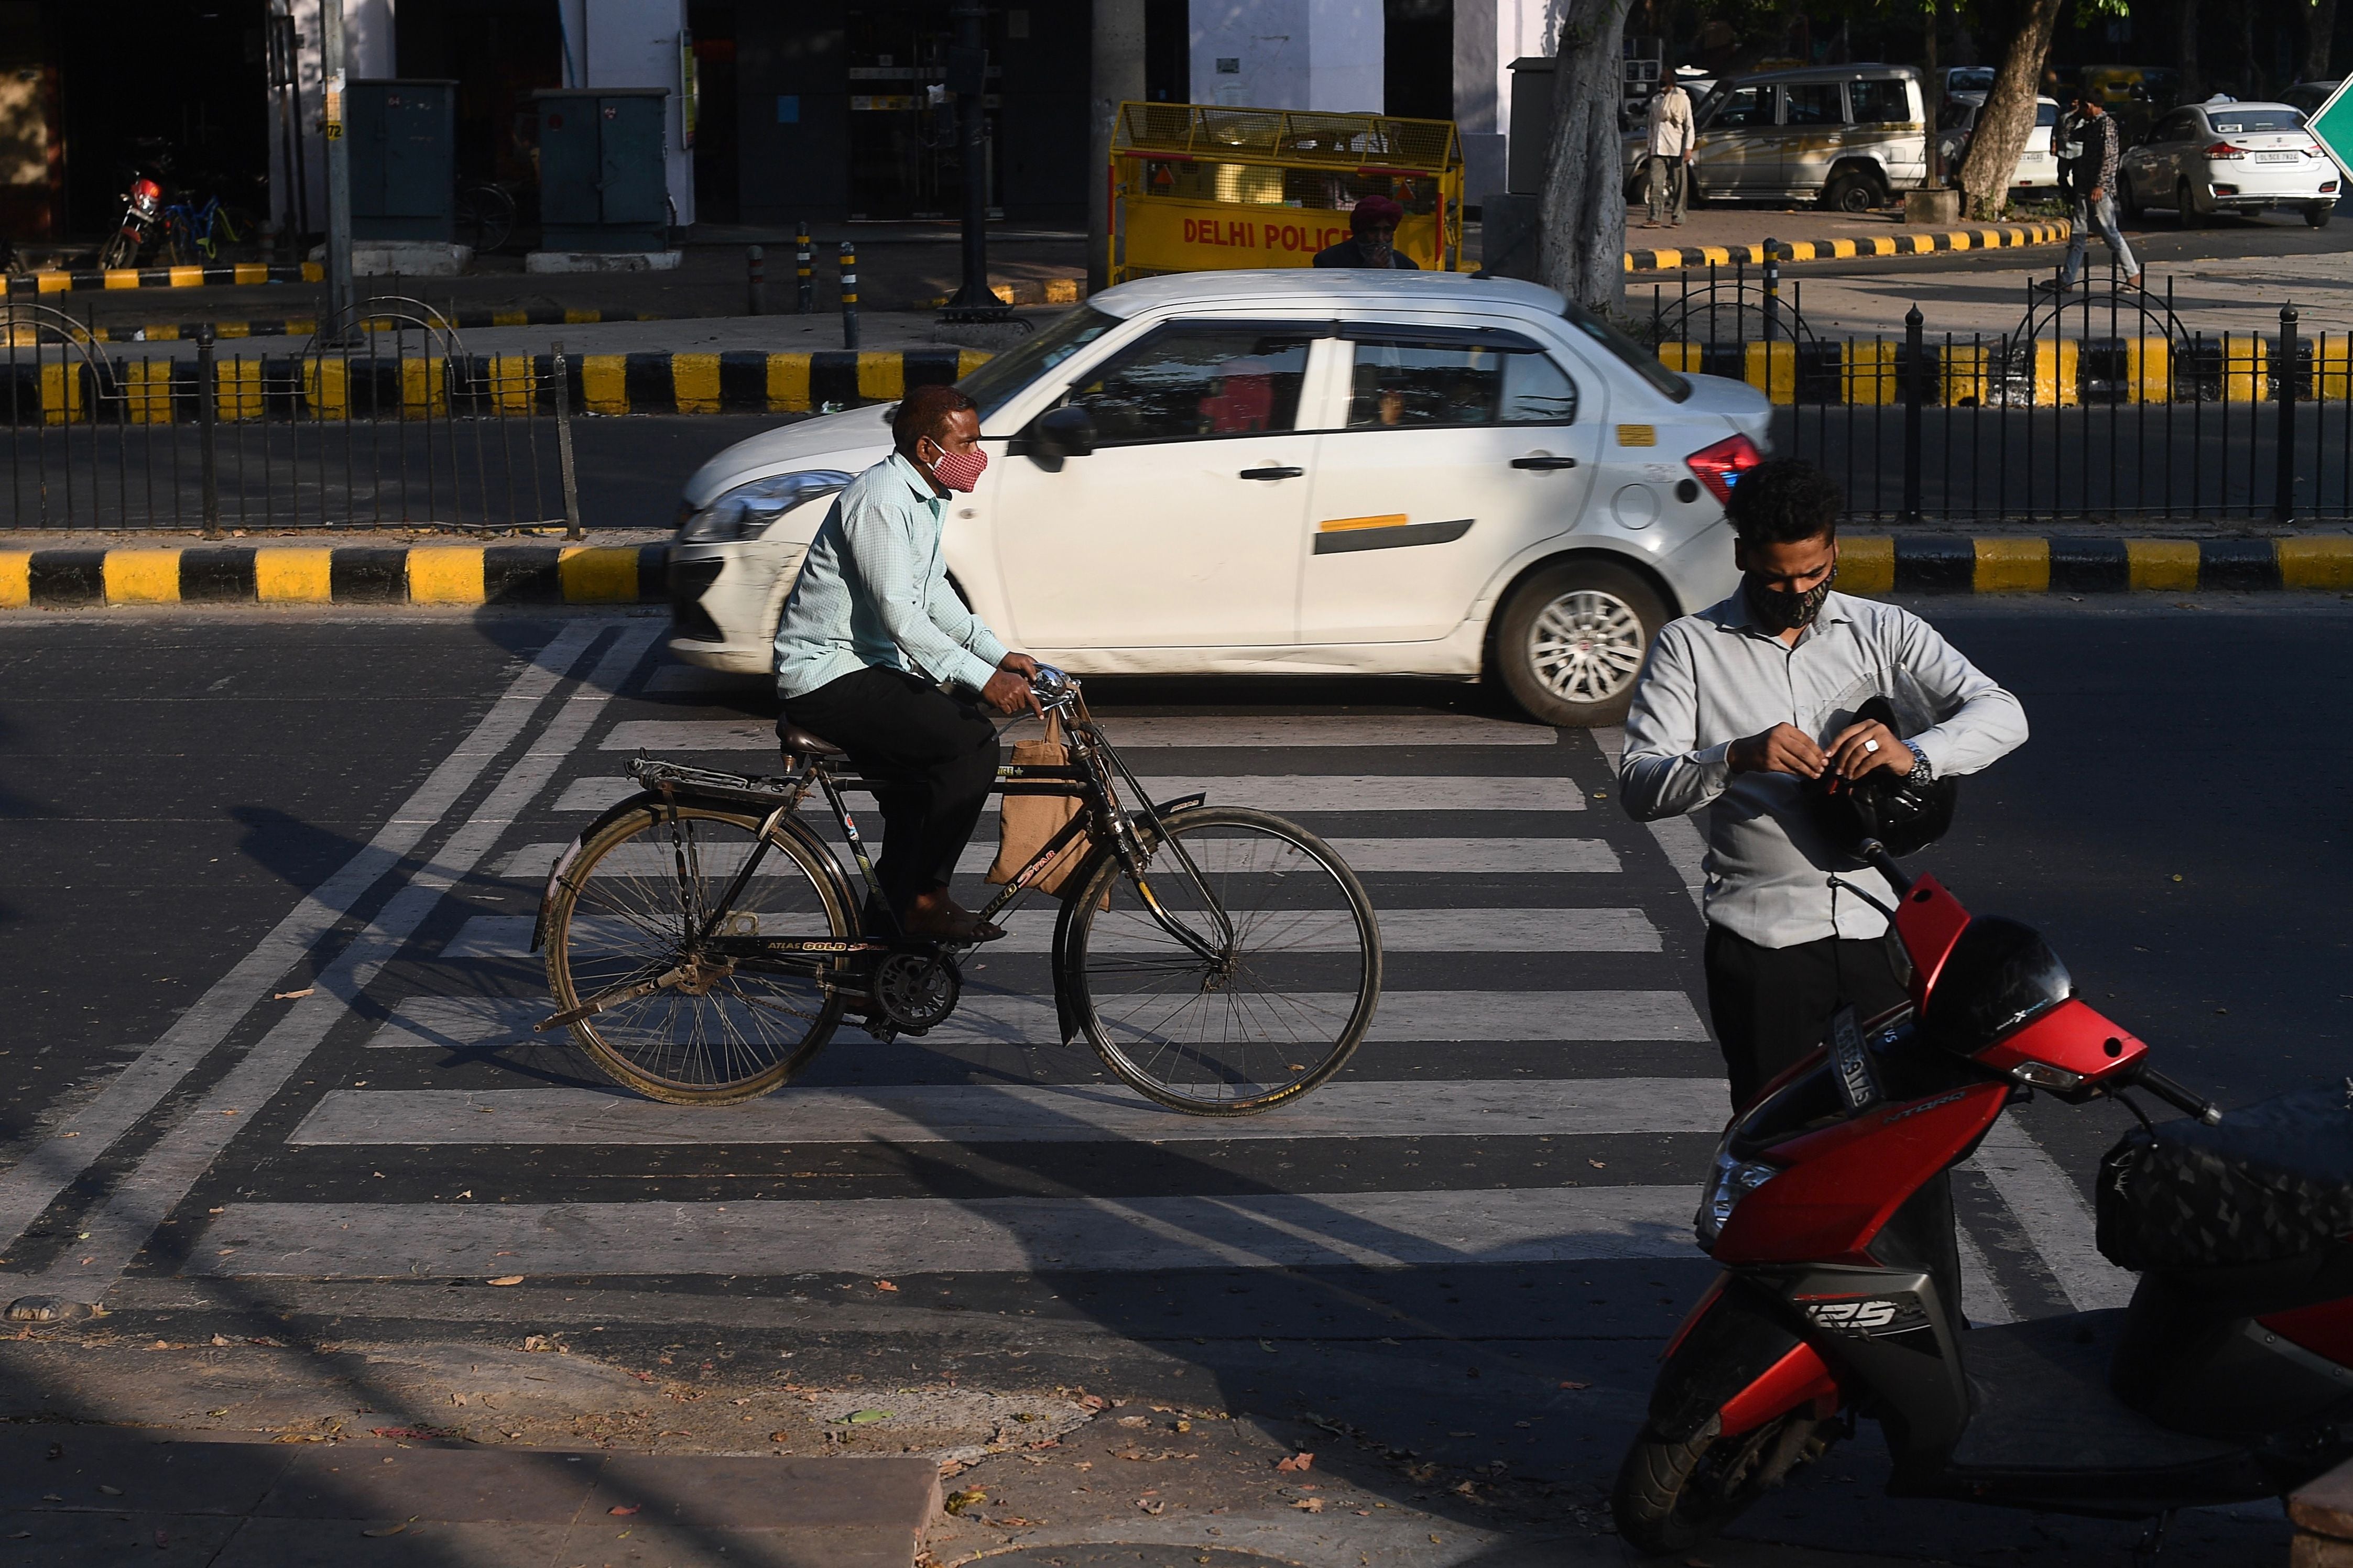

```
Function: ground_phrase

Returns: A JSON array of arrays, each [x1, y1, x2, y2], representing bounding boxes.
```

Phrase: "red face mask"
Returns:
[[926, 443, 988, 493]]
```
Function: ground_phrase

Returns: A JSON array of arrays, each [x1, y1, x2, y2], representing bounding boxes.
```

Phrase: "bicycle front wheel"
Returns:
[[1066, 806, 1380, 1114], [544, 803, 853, 1105]]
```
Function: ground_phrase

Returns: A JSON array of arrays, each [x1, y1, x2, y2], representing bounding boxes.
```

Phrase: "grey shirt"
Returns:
[[1618, 588, 2029, 947]]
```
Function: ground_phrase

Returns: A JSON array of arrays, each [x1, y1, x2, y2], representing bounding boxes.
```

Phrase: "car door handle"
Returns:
[[1511, 455, 1579, 470], [1239, 466, 1304, 480]]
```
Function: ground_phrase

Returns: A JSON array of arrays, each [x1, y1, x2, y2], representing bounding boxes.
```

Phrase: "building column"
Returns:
[[1453, 0, 1546, 199], [1189, 0, 1384, 112], [271, 0, 398, 237]]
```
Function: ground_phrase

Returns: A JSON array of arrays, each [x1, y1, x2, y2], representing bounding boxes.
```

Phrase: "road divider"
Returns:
[[8, 262, 324, 295], [3, 533, 2349, 609], [1626, 221, 2069, 272]]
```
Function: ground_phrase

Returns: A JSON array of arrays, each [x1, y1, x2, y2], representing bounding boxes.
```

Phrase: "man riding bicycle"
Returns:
[[773, 383, 1042, 942]]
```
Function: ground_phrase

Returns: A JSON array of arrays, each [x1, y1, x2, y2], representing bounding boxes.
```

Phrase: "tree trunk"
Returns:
[[1954, 0, 2067, 221], [2177, 0, 2203, 103], [1538, 0, 1637, 313], [2307, 0, 2339, 84]]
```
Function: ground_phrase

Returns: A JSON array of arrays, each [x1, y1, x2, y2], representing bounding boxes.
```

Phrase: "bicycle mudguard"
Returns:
[[1648, 1277, 1837, 1442], [532, 792, 662, 953]]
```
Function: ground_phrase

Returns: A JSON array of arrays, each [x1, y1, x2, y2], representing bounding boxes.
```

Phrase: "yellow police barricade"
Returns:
[[1108, 103, 1465, 283]]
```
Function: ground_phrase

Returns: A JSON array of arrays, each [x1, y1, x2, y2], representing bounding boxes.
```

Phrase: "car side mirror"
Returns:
[[1027, 404, 1097, 470]]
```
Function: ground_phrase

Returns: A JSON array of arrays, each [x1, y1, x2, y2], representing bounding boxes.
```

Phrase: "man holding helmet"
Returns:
[[1617, 460, 2030, 1107]]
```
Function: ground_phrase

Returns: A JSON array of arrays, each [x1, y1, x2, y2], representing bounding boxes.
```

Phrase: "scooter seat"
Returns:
[[2098, 1088, 2353, 1271]]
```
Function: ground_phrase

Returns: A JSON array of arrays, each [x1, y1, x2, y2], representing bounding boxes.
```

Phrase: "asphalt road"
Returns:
[[0, 599, 2340, 1565]]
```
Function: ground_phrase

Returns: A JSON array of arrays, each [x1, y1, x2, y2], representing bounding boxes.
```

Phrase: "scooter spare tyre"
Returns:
[[1613, 1410, 1834, 1555]]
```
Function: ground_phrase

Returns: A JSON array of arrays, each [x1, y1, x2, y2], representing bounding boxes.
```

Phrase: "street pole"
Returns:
[[941, 0, 1014, 322], [1087, 0, 1145, 297], [320, 0, 355, 335]]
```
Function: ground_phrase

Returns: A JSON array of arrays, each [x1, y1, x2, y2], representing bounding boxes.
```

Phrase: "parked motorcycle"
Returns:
[[1612, 822, 2353, 1553], [98, 171, 165, 271]]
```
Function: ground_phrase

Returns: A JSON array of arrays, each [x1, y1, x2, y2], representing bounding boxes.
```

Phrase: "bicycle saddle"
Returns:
[[777, 720, 847, 759]]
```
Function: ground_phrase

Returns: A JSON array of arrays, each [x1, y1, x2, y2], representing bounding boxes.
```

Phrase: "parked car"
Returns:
[[1936, 96, 2062, 189], [1628, 64, 1930, 211], [1938, 65, 1997, 115], [2119, 99, 2340, 226], [664, 272, 1773, 726]]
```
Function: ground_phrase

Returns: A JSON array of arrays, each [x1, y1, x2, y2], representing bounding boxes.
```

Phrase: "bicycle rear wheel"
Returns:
[[544, 802, 853, 1105], [1065, 806, 1380, 1114]]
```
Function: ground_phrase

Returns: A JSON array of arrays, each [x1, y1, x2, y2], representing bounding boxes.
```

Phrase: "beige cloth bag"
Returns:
[[987, 712, 1097, 897]]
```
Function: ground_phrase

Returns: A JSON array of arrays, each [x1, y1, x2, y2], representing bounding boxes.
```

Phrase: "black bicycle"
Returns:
[[534, 668, 1381, 1114]]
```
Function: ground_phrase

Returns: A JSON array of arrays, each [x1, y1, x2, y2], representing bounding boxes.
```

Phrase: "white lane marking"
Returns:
[[603, 715, 1558, 752], [492, 836, 1625, 881], [20, 623, 665, 1301], [1953, 1226, 2017, 1327], [1965, 1122, 2137, 1312], [446, 905, 1662, 958], [1594, 725, 1707, 917], [287, 1078, 1733, 1146], [0, 622, 604, 1260], [369, 988, 1709, 1046], [551, 773, 1588, 815], [193, 1186, 1705, 1277]]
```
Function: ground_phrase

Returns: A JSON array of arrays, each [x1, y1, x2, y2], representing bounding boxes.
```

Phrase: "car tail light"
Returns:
[[1686, 433, 1763, 503], [2205, 142, 2250, 160], [2326, 181, 2342, 193]]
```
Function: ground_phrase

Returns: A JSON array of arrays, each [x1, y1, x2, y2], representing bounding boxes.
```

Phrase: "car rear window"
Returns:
[[1849, 79, 1911, 124], [2208, 109, 2304, 134], [2037, 102, 2059, 127], [1561, 299, 1691, 403]]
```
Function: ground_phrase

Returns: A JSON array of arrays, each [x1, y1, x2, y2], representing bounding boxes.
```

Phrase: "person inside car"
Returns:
[[772, 383, 1042, 942]]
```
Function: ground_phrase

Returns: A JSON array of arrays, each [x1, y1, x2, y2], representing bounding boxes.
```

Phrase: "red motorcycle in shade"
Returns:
[[1613, 837, 2353, 1554]]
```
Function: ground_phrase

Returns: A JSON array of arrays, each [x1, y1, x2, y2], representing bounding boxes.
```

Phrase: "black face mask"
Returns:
[[1747, 563, 1837, 633]]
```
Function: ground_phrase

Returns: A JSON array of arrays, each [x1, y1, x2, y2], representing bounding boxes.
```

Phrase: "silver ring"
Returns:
[[1864, 739, 1880, 753]]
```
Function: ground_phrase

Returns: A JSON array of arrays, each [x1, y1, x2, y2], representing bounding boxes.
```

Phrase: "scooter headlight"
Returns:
[[679, 469, 853, 544], [1695, 1149, 1779, 1247]]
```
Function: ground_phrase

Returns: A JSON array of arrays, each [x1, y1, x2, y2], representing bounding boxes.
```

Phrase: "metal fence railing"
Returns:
[[0, 299, 584, 534], [1647, 251, 2349, 525]]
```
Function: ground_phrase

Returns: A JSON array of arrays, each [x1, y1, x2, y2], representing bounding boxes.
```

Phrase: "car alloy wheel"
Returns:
[[1528, 588, 1647, 706]]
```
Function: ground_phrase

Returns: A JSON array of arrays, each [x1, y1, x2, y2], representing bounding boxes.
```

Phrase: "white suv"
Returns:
[[667, 271, 1771, 726]]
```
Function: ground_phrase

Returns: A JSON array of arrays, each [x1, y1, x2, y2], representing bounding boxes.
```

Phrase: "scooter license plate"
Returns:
[[1828, 1007, 1881, 1113]]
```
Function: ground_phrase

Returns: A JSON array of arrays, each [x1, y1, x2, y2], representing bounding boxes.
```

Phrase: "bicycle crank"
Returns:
[[868, 950, 961, 1034]]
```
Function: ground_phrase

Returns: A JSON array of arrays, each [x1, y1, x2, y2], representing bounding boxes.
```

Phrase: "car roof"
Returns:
[[1087, 269, 1569, 321], [2192, 100, 2299, 114], [1717, 63, 1921, 88]]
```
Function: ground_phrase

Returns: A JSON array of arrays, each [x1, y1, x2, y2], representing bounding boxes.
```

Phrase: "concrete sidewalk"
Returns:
[[0, 1426, 940, 1567]]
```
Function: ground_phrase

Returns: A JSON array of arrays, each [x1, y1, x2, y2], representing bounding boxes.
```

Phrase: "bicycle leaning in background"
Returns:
[[533, 668, 1382, 1115]]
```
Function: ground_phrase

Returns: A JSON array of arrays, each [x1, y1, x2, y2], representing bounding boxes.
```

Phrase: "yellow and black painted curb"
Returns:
[[1659, 334, 2337, 407], [6, 534, 2350, 608], [2, 347, 989, 422], [1626, 222, 2069, 272], [1839, 534, 2353, 594], [79, 308, 656, 344], [8, 262, 324, 296], [0, 542, 666, 608]]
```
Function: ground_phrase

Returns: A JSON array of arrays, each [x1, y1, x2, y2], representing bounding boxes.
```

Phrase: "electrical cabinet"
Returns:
[[349, 80, 457, 242], [535, 89, 670, 250]]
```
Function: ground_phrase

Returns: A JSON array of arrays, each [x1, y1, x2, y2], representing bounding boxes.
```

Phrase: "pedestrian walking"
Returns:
[[1312, 193, 1421, 269], [1615, 460, 2029, 1109], [1641, 75, 1696, 228], [2043, 86, 2141, 292]]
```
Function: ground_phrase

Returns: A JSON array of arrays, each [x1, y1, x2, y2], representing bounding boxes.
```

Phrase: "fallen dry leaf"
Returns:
[[873, 1279, 899, 1291], [943, 1488, 987, 1516], [1292, 1497, 1325, 1513], [274, 989, 314, 1001], [1078, 1394, 1107, 1410], [770, 1432, 793, 1443], [1117, 1415, 1148, 1428], [1275, 1451, 1314, 1473], [606, 1505, 639, 1517], [487, 1276, 524, 1287], [1559, 1380, 1591, 1390], [361, 1520, 412, 1538], [1137, 1498, 1167, 1516]]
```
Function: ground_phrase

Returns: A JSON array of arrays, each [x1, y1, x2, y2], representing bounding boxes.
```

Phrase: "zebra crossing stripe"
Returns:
[[366, 989, 1709, 1047], [492, 836, 1624, 880], [550, 774, 1588, 814], [192, 1186, 1703, 1277], [286, 1078, 1730, 1146], [443, 905, 1662, 957], [601, 715, 1559, 752]]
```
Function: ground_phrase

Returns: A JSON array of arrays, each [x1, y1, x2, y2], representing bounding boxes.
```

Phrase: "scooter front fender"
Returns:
[[1649, 1277, 1840, 1443]]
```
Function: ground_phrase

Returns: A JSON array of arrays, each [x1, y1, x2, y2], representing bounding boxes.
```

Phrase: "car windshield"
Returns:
[[1561, 299, 1690, 402], [2209, 108, 2304, 133], [955, 305, 1121, 422], [1949, 68, 1995, 93]]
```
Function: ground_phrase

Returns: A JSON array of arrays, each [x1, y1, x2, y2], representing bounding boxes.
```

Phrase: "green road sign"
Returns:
[[2305, 78, 2353, 180]]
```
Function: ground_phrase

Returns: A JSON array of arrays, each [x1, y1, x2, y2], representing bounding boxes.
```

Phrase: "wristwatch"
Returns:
[[1902, 740, 1933, 785]]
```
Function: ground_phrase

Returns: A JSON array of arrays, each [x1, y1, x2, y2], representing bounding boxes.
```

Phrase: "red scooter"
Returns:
[[1613, 836, 2353, 1553]]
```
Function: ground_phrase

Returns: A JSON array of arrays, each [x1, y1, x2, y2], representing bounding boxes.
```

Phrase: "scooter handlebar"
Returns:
[[2131, 1063, 2224, 1125], [1856, 837, 1915, 894]]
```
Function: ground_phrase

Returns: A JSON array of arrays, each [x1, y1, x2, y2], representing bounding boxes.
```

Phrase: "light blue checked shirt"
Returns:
[[772, 452, 1008, 700]]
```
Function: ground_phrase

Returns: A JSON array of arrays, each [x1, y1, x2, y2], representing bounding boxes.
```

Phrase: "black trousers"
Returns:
[[780, 666, 1001, 918], [1703, 924, 1910, 1110]]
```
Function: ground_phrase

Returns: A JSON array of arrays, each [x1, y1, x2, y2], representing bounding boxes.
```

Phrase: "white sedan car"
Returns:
[[2120, 99, 2341, 226], [667, 271, 1771, 726], [1937, 97, 2061, 189]]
